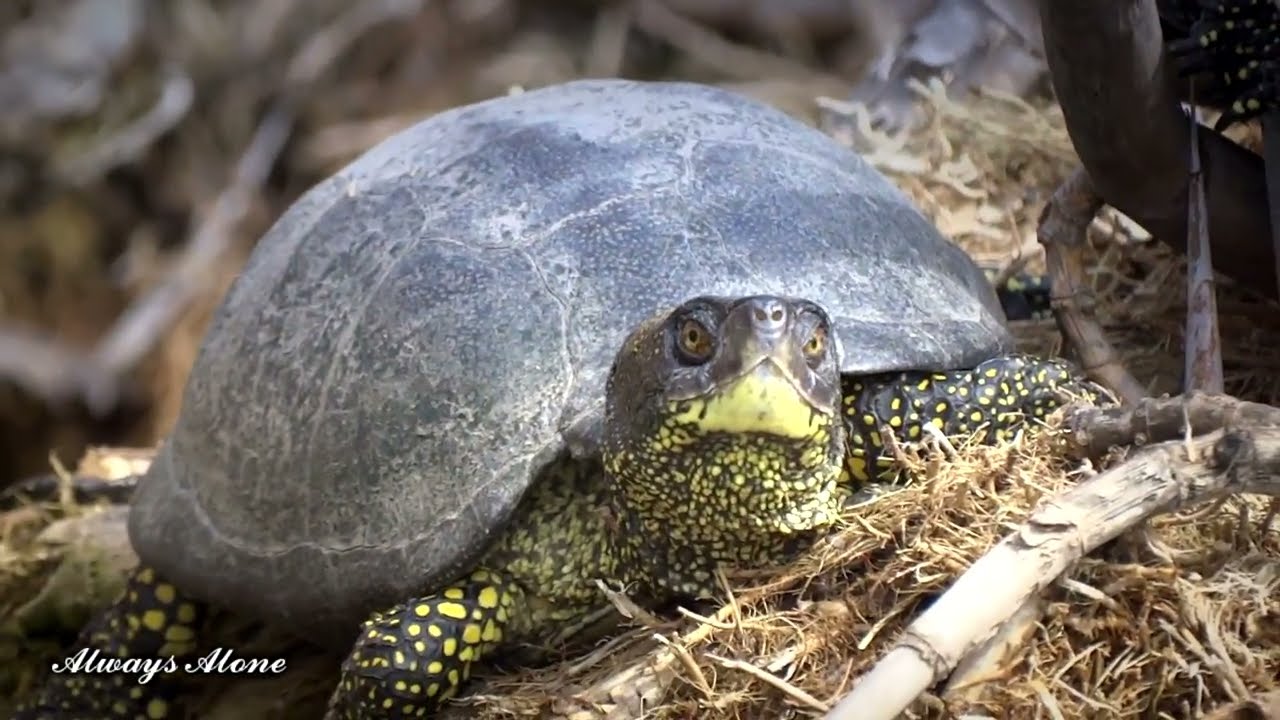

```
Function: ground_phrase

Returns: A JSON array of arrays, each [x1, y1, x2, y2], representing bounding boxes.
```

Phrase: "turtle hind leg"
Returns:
[[14, 564, 212, 720], [327, 568, 522, 720], [841, 355, 1109, 484]]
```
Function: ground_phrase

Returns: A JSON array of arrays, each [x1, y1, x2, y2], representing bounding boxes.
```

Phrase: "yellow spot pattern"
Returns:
[[13, 563, 209, 719], [841, 353, 1100, 483], [1164, 0, 1279, 127], [330, 568, 518, 719]]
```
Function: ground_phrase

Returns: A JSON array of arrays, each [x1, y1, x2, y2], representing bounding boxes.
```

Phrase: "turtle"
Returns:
[[15, 78, 1107, 720], [1159, 0, 1279, 129]]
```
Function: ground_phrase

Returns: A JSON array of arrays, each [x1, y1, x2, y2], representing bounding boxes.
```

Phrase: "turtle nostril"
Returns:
[[744, 297, 788, 336]]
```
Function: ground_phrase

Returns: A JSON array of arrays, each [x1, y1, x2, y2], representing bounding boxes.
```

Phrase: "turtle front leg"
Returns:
[[841, 354, 1106, 484], [14, 564, 212, 720], [326, 567, 522, 719]]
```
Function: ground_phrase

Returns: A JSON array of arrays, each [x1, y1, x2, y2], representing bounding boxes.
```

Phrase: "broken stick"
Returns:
[[1061, 392, 1280, 459], [1184, 102, 1225, 393]]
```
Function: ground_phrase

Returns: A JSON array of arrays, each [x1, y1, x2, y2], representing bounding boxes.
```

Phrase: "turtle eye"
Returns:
[[674, 317, 715, 364], [803, 325, 826, 357]]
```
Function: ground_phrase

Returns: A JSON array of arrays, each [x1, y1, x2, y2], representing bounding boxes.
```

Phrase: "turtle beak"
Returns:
[[667, 296, 840, 439]]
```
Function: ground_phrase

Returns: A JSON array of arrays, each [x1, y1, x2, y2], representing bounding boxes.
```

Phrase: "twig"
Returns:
[[715, 567, 741, 631], [1263, 498, 1279, 535], [594, 579, 667, 629], [653, 635, 713, 702], [1036, 167, 1148, 402], [992, 238, 1045, 289], [1059, 392, 1280, 460], [48, 452, 76, 514], [562, 630, 642, 677], [921, 422, 959, 461], [283, 0, 423, 90], [705, 653, 831, 713], [675, 606, 734, 630], [1178, 584, 1251, 701], [824, 412, 1280, 720], [631, 0, 839, 85], [556, 604, 739, 718], [0, 473, 139, 512], [1037, 0, 1276, 298], [1184, 101, 1225, 393], [53, 68, 195, 187]]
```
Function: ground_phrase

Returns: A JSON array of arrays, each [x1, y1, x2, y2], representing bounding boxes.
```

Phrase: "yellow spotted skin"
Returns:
[[1163, 0, 1279, 127], [601, 402, 846, 598], [328, 457, 637, 718], [18, 300, 1106, 719], [983, 269, 1054, 322], [840, 354, 1100, 484], [329, 570, 519, 718], [13, 567, 209, 719]]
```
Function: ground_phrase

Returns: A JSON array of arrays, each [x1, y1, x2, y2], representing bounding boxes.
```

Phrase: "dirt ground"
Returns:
[[1, 1, 1278, 719]]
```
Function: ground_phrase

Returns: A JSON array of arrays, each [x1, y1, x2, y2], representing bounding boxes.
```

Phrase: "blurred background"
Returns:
[[0, 0, 1148, 490]]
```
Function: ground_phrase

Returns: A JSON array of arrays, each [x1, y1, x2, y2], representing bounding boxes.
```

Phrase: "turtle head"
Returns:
[[601, 295, 847, 583]]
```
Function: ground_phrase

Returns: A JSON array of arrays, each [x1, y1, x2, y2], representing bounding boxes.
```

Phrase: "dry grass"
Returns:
[[1, 84, 1278, 719]]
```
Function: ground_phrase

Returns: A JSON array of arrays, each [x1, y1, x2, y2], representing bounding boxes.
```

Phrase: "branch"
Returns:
[[823, 404, 1280, 720], [1037, 167, 1148, 403], [1036, 0, 1276, 299], [1183, 104, 1225, 393], [1060, 392, 1280, 458], [52, 69, 195, 187]]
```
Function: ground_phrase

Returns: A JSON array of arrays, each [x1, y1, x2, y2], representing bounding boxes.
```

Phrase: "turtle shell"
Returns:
[[127, 79, 1012, 645]]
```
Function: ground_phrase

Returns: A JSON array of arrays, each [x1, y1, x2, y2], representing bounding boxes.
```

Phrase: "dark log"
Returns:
[[1037, 0, 1276, 298]]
